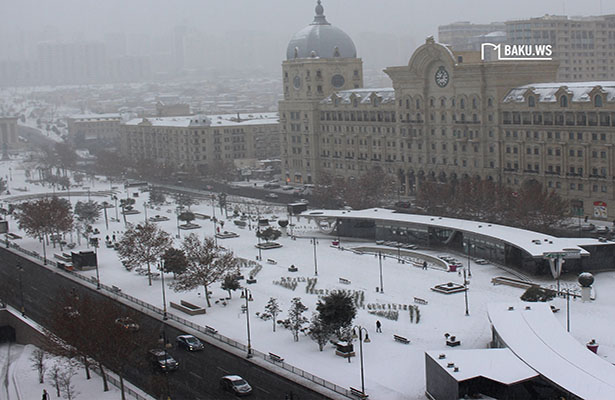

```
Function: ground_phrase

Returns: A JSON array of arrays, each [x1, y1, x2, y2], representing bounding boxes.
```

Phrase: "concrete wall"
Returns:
[[0, 308, 47, 346]]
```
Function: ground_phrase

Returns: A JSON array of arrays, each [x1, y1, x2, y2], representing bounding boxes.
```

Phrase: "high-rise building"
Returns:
[[438, 21, 506, 51], [505, 14, 615, 81]]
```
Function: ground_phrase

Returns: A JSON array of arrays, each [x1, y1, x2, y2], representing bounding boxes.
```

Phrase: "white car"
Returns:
[[220, 375, 252, 396], [266, 193, 279, 199]]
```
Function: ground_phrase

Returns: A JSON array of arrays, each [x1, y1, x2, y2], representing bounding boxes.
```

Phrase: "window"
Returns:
[[528, 96, 536, 107], [595, 94, 603, 107], [560, 95, 568, 107]]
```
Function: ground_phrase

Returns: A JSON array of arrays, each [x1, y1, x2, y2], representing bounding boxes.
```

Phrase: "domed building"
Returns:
[[286, 0, 357, 60], [280, 1, 364, 185]]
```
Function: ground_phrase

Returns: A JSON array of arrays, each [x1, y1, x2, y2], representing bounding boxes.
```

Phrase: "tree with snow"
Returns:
[[148, 188, 166, 206], [308, 312, 332, 351], [264, 297, 282, 332], [256, 227, 281, 243], [288, 297, 308, 342], [59, 364, 79, 400], [117, 222, 172, 285], [119, 198, 135, 226], [221, 273, 241, 298], [178, 211, 196, 226], [161, 247, 188, 278], [316, 291, 357, 340], [173, 192, 196, 210], [171, 234, 237, 307], [74, 201, 100, 226]]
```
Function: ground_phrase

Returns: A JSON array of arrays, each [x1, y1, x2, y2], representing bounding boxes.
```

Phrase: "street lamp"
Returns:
[[91, 237, 100, 290], [17, 262, 25, 316], [310, 237, 319, 275], [175, 207, 181, 239], [143, 202, 148, 222], [377, 251, 384, 293], [463, 268, 469, 316], [243, 288, 254, 358], [160, 262, 168, 320], [465, 242, 475, 277], [111, 195, 119, 221], [352, 325, 370, 395], [256, 227, 262, 261]]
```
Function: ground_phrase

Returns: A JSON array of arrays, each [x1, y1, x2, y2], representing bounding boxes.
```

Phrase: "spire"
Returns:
[[312, 0, 330, 25]]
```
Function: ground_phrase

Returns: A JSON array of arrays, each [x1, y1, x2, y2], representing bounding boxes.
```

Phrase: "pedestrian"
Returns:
[[423, 260, 427, 270], [42, 389, 49, 400], [376, 320, 382, 333], [112, 234, 116, 242]]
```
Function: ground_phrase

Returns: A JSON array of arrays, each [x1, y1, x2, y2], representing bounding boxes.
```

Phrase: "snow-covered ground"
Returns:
[[2, 156, 615, 400], [0, 342, 141, 400]]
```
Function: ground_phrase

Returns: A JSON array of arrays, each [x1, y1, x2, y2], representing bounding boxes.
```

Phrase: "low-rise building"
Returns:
[[67, 113, 121, 143]]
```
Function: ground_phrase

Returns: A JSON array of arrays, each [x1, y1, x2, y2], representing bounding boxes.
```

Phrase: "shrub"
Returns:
[[521, 286, 556, 302]]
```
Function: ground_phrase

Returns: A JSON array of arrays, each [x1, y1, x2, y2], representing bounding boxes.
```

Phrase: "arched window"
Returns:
[[460, 98, 465, 109], [595, 94, 603, 107], [560, 95, 568, 107], [528, 96, 536, 107], [487, 98, 493, 107]]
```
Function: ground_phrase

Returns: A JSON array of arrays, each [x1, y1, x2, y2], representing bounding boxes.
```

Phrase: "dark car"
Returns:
[[220, 375, 252, 396], [115, 317, 140, 332], [149, 349, 179, 371], [176, 334, 204, 351]]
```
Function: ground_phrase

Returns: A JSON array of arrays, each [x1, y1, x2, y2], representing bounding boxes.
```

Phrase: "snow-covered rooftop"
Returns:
[[488, 302, 615, 399], [503, 82, 615, 103], [321, 88, 395, 106], [426, 348, 538, 384], [123, 112, 279, 128], [68, 113, 121, 121], [300, 208, 611, 257]]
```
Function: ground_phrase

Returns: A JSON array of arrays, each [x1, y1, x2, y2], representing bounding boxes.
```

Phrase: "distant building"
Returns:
[[505, 14, 615, 81], [37, 41, 107, 85], [120, 113, 279, 173], [155, 101, 190, 117], [0, 116, 19, 154], [438, 21, 506, 51], [67, 113, 121, 144]]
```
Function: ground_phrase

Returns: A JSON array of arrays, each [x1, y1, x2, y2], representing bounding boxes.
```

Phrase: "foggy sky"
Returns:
[[4, 0, 613, 40]]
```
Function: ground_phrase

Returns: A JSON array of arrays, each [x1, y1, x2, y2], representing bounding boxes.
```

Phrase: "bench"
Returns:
[[266, 259, 277, 265], [170, 300, 207, 316], [205, 325, 217, 334], [54, 253, 71, 262], [446, 336, 461, 347], [413, 297, 428, 305], [111, 285, 122, 293], [350, 387, 369, 399], [393, 334, 410, 344], [268, 352, 284, 363], [339, 277, 351, 285]]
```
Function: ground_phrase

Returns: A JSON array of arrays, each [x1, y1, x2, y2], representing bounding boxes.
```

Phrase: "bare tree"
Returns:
[[171, 234, 237, 307], [264, 297, 281, 332], [30, 348, 47, 383], [117, 222, 172, 285], [47, 361, 63, 397], [59, 364, 79, 400], [288, 297, 308, 342]]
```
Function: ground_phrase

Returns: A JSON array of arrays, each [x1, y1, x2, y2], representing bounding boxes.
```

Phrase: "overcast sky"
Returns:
[[4, 0, 614, 39]]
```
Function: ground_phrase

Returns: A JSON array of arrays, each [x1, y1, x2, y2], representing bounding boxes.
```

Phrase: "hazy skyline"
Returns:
[[4, 0, 614, 46]]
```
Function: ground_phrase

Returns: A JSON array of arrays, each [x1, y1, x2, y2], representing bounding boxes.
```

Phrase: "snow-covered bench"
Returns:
[[268, 352, 284, 363], [350, 387, 369, 399], [393, 334, 410, 344]]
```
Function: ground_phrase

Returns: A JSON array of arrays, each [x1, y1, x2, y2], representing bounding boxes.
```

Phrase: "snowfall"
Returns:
[[2, 156, 615, 400]]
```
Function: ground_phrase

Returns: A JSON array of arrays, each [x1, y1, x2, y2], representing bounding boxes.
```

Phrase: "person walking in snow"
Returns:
[[42, 389, 50, 400], [376, 320, 382, 333]]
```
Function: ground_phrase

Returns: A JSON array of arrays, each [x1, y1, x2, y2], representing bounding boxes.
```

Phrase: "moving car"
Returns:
[[266, 193, 279, 199], [149, 349, 179, 371], [176, 334, 204, 351], [114, 317, 140, 332], [220, 375, 252, 396]]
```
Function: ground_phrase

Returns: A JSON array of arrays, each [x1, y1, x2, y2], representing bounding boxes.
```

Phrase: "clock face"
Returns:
[[331, 74, 345, 88], [293, 76, 301, 89], [435, 66, 449, 88]]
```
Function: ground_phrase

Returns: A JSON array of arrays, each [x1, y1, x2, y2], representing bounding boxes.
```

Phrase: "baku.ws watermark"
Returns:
[[481, 43, 553, 61]]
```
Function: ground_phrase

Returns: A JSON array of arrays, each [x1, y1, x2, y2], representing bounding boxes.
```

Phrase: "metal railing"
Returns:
[[4, 239, 353, 399]]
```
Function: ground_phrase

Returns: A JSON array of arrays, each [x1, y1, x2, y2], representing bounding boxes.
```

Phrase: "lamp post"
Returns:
[[102, 201, 109, 231], [17, 262, 25, 316], [463, 268, 469, 316], [91, 237, 100, 289], [175, 208, 181, 239], [256, 227, 262, 261], [143, 202, 148, 222], [158, 329, 173, 399], [310, 237, 318, 275], [352, 325, 370, 395], [160, 262, 168, 320], [243, 288, 254, 358], [111, 195, 119, 221], [465, 241, 474, 277], [377, 251, 384, 293], [211, 194, 218, 246]]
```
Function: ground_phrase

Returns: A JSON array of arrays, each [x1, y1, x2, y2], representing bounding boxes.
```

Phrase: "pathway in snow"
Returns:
[[1, 343, 24, 400]]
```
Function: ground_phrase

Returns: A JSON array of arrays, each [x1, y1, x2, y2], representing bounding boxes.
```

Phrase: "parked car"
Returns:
[[581, 223, 596, 232], [149, 349, 179, 371], [596, 226, 610, 234], [281, 185, 294, 191], [266, 193, 279, 199], [220, 375, 252, 396], [114, 317, 140, 332], [176, 334, 204, 351]]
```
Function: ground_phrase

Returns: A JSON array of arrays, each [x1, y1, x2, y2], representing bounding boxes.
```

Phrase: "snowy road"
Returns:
[[0, 343, 24, 400]]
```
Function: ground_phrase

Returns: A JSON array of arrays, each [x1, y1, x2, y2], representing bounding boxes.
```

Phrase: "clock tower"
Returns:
[[280, 0, 363, 185]]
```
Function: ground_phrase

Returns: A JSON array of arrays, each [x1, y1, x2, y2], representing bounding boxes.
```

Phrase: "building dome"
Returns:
[[286, 1, 357, 60]]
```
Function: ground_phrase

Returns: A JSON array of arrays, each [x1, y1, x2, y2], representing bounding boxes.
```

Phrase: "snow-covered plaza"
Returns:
[[2, 156, 615, 399]]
